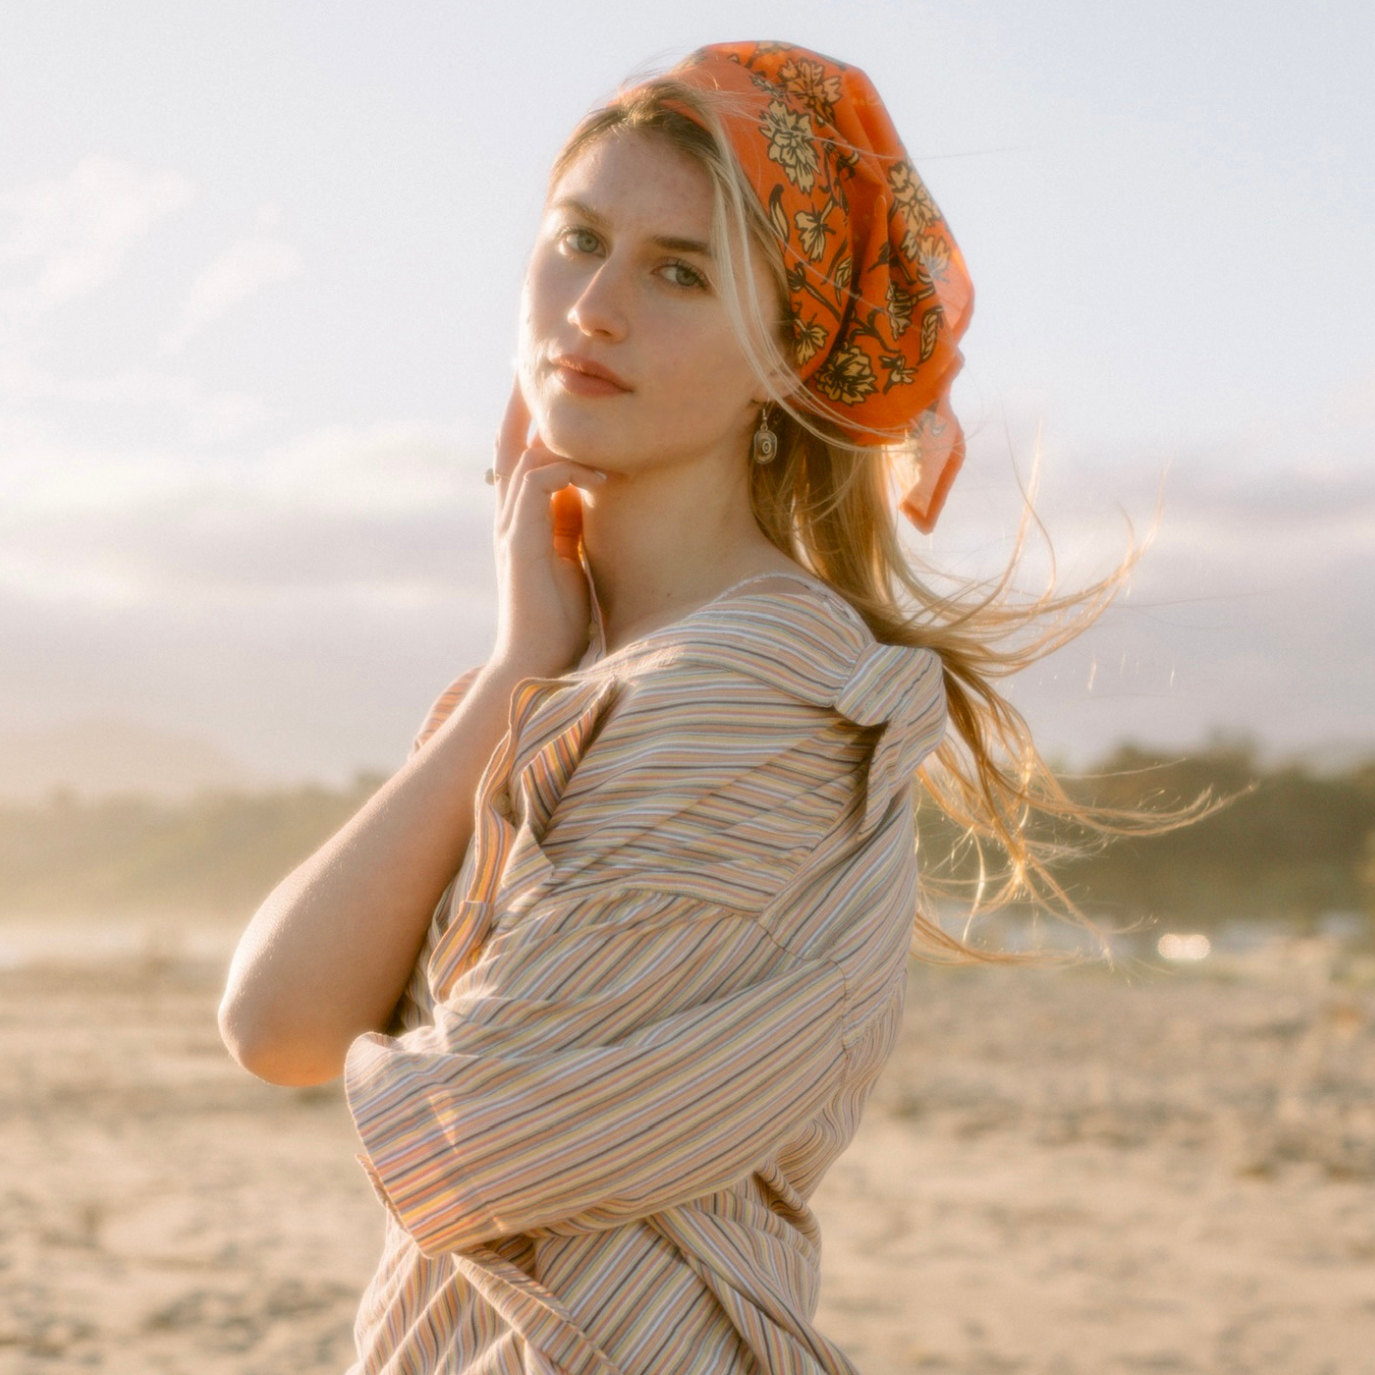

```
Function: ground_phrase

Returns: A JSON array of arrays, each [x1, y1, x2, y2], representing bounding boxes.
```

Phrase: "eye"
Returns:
[[558, 226, 602, 257], [661, 259, 709, 291]]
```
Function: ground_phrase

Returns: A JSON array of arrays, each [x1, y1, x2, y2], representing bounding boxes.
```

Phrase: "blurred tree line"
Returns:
[[916, 741, 1375, 935], [1, 743, 1373, 932], [0, 775, 385, 919], [1066, 743, 1375, 930]]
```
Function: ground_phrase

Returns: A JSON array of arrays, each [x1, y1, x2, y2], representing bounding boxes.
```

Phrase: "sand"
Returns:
[[1, 926, 1372, 1374]]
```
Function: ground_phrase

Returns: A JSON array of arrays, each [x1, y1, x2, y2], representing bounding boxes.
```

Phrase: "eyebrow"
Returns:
[[548, 198, 714, 258]]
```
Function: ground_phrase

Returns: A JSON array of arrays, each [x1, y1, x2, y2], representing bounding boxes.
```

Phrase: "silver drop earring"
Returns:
[[752, 404, 778, 465]]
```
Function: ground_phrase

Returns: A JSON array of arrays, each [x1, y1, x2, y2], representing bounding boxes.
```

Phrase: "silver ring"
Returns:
[[484, 467, 504, 485]]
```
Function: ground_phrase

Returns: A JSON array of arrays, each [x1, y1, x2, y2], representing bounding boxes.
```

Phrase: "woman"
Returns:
[[221, 41, 1135, 1374]]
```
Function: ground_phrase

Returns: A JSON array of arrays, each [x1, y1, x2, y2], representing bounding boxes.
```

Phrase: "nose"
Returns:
[[567, 262, 629, 342]]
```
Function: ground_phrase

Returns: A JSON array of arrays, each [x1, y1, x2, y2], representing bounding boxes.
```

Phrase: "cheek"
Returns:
[[516, 263, 558, 389], [656, 319, 759, 412], [519, 251, 569, 340], [518, 263, 543, 331]]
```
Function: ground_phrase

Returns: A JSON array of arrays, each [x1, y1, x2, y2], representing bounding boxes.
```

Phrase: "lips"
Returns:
[[550, 353, 633, 394]]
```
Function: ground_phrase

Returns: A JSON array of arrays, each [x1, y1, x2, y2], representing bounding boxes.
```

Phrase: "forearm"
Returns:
[[218, 662, 525, 1086]]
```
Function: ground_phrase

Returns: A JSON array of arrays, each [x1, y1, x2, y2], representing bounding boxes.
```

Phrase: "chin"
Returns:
[[537, 404, 632, 469]]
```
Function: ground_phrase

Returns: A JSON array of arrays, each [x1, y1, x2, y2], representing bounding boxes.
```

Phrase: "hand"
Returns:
[[486, 379, 607, 681]]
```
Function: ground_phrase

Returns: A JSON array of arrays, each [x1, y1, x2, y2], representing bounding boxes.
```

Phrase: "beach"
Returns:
[[2, 923, 1372, 1374]]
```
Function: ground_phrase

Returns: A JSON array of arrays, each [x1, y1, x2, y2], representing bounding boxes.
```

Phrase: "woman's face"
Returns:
[[518, 128, 782, 476]]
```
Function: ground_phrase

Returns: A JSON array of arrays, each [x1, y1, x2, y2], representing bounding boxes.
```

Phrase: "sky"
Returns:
[[1, 0, 1372, 789]]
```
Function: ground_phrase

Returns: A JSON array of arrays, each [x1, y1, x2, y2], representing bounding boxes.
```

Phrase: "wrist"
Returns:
[[478, 654, 563, 691]]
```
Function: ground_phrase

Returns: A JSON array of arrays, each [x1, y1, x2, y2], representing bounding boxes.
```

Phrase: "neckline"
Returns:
[[576, 568, 852, 673]]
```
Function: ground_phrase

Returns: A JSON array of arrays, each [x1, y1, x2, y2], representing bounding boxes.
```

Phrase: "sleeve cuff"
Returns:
[[344, 1029, 498, 1256]]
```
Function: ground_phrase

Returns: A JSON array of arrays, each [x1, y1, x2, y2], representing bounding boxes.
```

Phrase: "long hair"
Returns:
[[548, 78, 1211, 967]]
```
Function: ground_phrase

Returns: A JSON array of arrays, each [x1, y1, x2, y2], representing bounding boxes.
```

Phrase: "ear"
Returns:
[[749, 365, 802, 409], [747, 332, 803, 406]]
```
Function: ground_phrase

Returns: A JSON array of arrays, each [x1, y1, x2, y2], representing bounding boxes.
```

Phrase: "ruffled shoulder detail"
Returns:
[[833, 639, 947, 831], [574, 582, 947, 832], [440, 580, 947, 849]]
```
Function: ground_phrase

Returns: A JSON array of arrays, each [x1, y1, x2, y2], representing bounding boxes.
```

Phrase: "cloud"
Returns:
[[0, 406, 1370, 773], [898, 412, 1375, 761], [158, 206, 300, 354], [0, 156, 193, 321], [0, 159, 270, 447], [0, 362, 267, 445], [0, 420, 492, 603]]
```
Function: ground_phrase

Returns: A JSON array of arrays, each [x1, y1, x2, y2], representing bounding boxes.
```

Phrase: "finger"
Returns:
[[504, 461, 603, 539], [497, 452, 605, 535], [493, 380, 533, 487], [510, 459, 606, 503], [549, 485, 584, 563], [492, 386, 539, 526]]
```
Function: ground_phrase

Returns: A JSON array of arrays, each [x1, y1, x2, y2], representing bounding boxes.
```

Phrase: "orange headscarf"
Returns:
[[646, 42, 975, 533]]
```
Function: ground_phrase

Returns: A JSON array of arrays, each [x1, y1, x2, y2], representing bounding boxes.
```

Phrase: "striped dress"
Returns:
[[344, 571, 946, 1374]]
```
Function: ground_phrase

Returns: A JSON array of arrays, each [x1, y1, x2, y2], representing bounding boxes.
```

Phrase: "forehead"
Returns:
[[548, 129, 714, 237]]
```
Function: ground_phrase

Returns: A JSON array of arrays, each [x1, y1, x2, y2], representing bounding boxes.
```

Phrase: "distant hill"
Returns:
[[0, 745, 1371, 930], [918, 742, 1375, 931], [0, 720, 264, 801], [0, 775, 383, 919]]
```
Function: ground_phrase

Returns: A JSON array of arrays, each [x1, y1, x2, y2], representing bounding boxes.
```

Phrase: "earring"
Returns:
[[752, 404, 778, 465]]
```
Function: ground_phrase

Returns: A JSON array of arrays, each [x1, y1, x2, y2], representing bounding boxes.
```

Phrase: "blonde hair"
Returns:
[[550, 77, 1210, 968]]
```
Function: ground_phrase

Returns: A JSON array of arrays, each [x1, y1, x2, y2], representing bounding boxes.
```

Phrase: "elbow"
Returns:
[[217, 984, 348, 1088]]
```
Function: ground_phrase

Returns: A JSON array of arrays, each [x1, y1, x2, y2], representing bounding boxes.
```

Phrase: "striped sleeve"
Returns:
[[344, 670, 859, 1257], [346, 920, 849, 1257]]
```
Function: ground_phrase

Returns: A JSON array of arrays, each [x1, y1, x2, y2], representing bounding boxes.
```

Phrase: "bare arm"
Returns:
[[219, 663, 519, 1085], [219, 384, 606, 1085]]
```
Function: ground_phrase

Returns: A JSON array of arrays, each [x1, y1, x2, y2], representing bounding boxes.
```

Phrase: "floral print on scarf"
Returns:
[[656, 42, 976, 532]]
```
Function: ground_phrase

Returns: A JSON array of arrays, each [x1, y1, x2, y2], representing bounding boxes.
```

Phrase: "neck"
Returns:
[[579, 450, 787, 649]]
